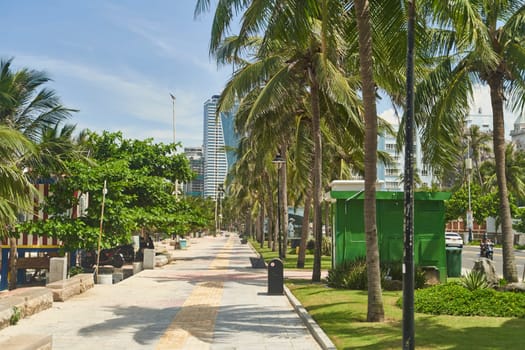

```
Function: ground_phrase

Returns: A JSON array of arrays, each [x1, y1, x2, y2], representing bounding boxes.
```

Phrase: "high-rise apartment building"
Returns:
[[377, 116, 434, 190], [183, 147, 204, 197], [202, 95, 238, 200]]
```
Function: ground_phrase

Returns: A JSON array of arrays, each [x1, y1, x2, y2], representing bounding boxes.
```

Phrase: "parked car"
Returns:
[[445, 231, 464, 248]]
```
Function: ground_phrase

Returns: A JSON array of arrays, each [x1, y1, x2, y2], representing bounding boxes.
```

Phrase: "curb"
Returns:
[[284, 285, 337, 350]]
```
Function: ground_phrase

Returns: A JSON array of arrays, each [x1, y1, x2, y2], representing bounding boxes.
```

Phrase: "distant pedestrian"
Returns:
[[288, 218, 295, 238]]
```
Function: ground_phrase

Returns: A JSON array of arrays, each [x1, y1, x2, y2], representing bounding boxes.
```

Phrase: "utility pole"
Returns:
[[170, 93, 178, 199]]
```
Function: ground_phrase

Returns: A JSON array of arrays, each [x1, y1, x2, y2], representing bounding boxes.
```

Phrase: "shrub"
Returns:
[[460, 271, 489, 291], [399, 282, 525, 317], [327, 257, 368, 290], [321, 236, 332, 256], [328, 260, 428, 291], [69, 265, 84, 277]]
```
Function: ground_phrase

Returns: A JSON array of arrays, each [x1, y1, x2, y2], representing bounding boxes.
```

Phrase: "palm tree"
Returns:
[[353, 0, 385, 323], [0, 58, 76, 289], [0, 126, 39, 290], [197, 0, 362, 282], [481, 143, 525, 204], [420, 1, 525, 282], [467, 125, 493, 186], [0, 126, 37, 230]]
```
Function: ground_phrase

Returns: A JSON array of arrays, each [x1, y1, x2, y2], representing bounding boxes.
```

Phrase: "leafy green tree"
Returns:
[[445, 183, 503, 225], [21, 132, 209, 252]]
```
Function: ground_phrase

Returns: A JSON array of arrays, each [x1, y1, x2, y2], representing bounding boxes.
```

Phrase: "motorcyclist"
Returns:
[[480, 238, 487, 257], [480, 238, 494, 259]]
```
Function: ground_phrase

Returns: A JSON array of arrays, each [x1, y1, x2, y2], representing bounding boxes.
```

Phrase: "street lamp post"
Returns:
[[217, 184, 224, 233], [170, 93, 176, 144], [272, 154, 285, 259], [170, 93, 178, 199]]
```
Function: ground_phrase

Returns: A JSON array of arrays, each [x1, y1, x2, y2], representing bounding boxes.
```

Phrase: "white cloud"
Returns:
[[102, 3, 219, 74], [12, 53, 207, 146]]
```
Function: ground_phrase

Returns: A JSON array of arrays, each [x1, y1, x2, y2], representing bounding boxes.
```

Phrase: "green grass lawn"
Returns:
[[287, 280, 525, 349], [249, 238, 332, 270]]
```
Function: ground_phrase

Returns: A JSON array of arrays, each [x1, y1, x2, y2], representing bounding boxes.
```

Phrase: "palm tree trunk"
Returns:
[[309, 66, 323, 283], [263, 171, 274, 250], [355, 0, 385, 322], [324, 196, 330, 238], [297, 186, 312, 268], [257, 205, 264, 246], [8, 237, 18, 290], [488, 77, 518, 282]]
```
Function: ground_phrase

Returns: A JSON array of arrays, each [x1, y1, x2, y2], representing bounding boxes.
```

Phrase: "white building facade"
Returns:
[[377, 119, 434, 190]]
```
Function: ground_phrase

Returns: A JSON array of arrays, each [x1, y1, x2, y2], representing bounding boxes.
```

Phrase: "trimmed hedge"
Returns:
[[398, 283, 525, 317]]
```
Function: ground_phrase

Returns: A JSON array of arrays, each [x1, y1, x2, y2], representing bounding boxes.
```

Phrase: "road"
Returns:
[[461, 245, 525, 280]]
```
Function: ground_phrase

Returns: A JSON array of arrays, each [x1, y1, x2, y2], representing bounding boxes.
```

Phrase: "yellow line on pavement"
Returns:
[[156, 236, 234, 350]]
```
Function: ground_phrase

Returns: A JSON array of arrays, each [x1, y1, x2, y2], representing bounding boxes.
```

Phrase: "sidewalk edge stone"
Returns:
[[284, 285, 337, 350]]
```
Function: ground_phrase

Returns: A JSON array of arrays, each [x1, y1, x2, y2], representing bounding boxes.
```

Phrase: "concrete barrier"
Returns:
[[0, 334, 52, 350], [71, 273, 95, 293], [46, 278, 81, 302], [143, 248, 155, 269], [96, 274, 113, 285], [132, 262, 143, 274], [48, 257, 67, 283], [122, 266, 134, 279], [113, 271, 124, 283], [0, 288, 53, 330]]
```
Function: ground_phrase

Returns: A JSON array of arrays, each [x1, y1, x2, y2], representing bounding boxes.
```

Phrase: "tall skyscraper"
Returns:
[[183, 147, 204, 197], [202, 95, 239, 200]]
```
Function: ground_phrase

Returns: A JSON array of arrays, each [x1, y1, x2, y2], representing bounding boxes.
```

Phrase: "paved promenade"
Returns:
[[0, 234, 323, 349]]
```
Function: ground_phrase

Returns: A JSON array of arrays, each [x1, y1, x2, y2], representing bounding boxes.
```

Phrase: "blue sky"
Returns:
[[1, 0, 232, 148], [1, 1, 519, 149]]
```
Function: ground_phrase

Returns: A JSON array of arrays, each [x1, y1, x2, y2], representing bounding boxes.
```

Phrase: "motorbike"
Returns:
[[480, 242, 494, 260], [81, 246, 128, 268]]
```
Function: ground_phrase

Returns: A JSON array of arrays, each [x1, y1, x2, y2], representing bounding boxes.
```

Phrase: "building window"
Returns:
[[386, 181, 399, 189], [386, 168, 399, 176]]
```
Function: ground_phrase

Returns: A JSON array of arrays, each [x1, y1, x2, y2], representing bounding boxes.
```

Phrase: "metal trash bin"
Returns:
[[446, 247, 462, 277], [267, 258, 284, 295], [179, 239, 187, 249]]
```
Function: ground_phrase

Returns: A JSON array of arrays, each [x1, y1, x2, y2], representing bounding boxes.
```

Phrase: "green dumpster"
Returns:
[[446, 247, 462, 277]]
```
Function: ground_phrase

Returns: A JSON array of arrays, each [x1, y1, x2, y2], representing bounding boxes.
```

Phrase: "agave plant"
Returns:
[[460, 270, 489, 291]]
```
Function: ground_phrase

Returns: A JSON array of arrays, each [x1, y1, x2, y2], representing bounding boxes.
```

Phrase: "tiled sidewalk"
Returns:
[[0, 234, 323, 349]]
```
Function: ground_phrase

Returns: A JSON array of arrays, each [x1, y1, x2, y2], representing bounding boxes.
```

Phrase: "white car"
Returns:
[[445, 231, 464, 248]]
